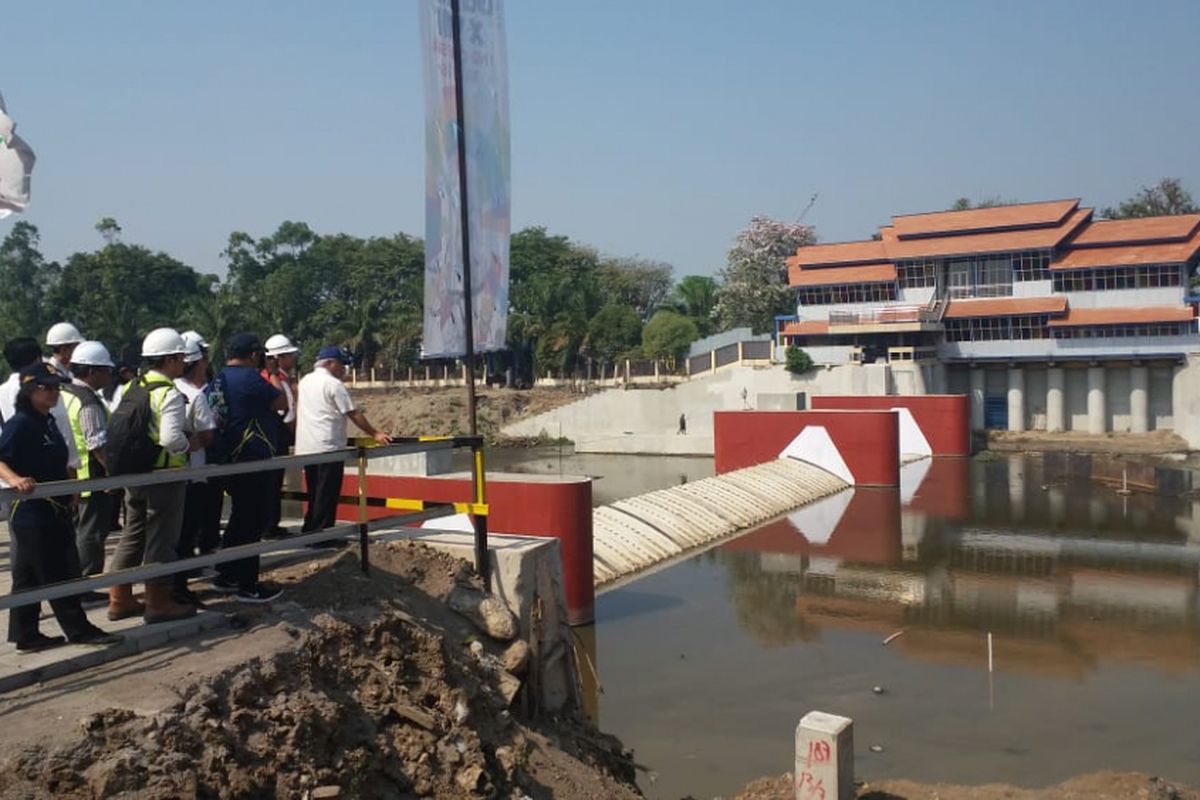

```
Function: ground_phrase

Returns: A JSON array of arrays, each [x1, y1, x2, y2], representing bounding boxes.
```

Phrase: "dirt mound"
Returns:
[[353, 386, 583, 444], [0, 543, 641, 800]]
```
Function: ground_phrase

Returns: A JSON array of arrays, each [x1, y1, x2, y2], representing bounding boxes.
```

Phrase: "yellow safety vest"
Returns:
[[62, 383, 108, 497], [144, 370, 188, 470]]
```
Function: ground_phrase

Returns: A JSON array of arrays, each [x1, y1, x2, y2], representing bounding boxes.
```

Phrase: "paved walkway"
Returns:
[[0, 515, 319, 694]]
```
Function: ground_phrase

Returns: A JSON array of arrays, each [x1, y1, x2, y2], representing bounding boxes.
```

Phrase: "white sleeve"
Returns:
[[52, 399, 81, 469], [332, 381, 356, 416], [157, 390, 190, 455]]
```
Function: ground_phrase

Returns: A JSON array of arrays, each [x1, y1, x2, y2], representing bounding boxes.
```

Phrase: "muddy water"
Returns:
[[578, 453, 1200, 798]]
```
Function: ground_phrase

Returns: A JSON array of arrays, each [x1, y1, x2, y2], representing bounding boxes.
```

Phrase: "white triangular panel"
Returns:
[[778, 425, 854, 485]]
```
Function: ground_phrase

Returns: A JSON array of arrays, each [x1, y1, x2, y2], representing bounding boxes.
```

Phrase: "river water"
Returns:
[[487, 449, 1200, 798]]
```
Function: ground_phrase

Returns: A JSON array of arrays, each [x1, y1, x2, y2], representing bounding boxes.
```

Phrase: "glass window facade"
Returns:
[[1052, 264, 1182, 292], [797, 282, 898, 306], [1052, 321, 1192, 339]]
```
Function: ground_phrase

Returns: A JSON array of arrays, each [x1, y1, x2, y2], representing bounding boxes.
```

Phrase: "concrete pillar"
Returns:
[[1008, 456, 1025, 523], [932, 362, 948, 395], [737, 341, 745, 364], [1087, 366, 1107, 434], [795, 711, 854, 800], [910, 364, 927, 396], [1046, 368, 1065, 433], [1007, 367, 1025, 433], [969, 368, 985, 431], [1130, 365, 1149, 434], [1048, 486, 1065, 526]]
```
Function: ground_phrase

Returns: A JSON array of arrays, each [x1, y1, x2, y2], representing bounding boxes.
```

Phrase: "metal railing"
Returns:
[[0, 436, 490, 611]]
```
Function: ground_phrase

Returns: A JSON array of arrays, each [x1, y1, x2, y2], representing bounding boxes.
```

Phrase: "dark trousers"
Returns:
[[8, 512, 93, 644], [216, 469, 272, 590], [266, 427, 293, 532], [303, 462, 345, 532], [176, 481, 223, 588], [75, 491, 116, 576]]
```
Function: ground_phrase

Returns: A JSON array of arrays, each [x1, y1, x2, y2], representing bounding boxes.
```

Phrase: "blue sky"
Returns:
[[3, 0, 1198, 278]]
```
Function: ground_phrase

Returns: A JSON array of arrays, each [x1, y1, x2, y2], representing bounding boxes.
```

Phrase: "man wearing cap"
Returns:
[[44, 322, 84, 380], [62, 340, 117, 584], [295, 346, 390, 538], [107, 327, 196, 624], [262, 334, 298, 538], [0, 363, 122, 651], [172, 332, 218, 605], [207, 333, 286, 602]]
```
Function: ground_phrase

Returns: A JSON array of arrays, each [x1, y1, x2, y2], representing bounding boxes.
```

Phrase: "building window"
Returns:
[[976, 256, 1014, 297], [1013, 250, 1050, 281], [1051, 321, 1192, 339], [944, 314, 1050, 343], [898, 260, 936, 288], [797, 282, 899, 306], [1052, 264, 1182, 292]]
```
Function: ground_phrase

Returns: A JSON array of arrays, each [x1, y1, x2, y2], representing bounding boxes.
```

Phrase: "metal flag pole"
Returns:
[[450, 0, 478, 437]]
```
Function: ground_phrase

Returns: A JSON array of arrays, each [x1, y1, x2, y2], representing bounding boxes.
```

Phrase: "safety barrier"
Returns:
[[0, 436, 490, 611]]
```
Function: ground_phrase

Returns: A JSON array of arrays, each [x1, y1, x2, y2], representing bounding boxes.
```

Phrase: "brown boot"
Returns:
[[107, 584, 145, 621], [143, 580, 197, 624]]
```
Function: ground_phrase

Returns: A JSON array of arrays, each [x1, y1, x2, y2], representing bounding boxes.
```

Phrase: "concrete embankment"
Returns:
[[591, 458, 848, 586]]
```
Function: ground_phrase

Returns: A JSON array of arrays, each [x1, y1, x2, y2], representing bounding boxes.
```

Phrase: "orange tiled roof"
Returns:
[[789, 239, 890, 269], [944, 296, 1068, 319], [881, 208, 1093, 260], [891, 199, 1079, 239], [1068, 215, 1200, 246], [782, 320, 830, 336], [789, 262, 896, 288], [1047, 306, 1195, 328], [1052, 221, 1200, 269]]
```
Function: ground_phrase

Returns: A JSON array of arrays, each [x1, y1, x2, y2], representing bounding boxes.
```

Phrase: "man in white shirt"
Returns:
[[295, 346, 389, 534], [173, 333, 218, 605]]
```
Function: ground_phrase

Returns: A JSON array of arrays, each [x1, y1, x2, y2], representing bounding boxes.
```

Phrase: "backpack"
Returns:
[[105, 377, 174, 475]]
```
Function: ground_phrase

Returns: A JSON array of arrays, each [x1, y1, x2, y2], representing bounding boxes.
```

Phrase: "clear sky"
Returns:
[[3, 0, 1199, 279]]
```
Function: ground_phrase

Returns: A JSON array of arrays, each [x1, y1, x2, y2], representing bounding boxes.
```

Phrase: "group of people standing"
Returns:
[[0, 322, 390, 653]]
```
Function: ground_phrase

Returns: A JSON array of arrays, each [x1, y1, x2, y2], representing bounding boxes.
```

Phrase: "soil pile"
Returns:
[[352, 386, 583, 444], [0, 542, 641, 800]]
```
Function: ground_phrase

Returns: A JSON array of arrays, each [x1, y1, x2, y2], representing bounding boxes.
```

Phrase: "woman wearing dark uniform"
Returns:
[[0, 363, 121, 652]]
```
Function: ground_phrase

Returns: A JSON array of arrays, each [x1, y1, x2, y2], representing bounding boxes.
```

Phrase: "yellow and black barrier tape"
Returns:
[[280, 490, 487, 517]]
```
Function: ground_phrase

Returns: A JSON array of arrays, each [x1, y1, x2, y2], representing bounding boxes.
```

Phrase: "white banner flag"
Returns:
[[419, 0, 511, 357], [0, 92, 36, 219]]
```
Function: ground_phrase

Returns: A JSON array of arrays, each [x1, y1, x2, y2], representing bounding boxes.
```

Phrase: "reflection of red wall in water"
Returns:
[[907, 457, 970, 520], [713, 410, 899, 486], [810, 395, 970, 457], [723, 488, 902, 564], [328, 473, 595, 625]]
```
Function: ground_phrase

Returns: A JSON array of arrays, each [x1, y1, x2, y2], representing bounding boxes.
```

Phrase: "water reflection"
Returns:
[[591, 453, 1200, 797], [718, 455, 1200, 676]]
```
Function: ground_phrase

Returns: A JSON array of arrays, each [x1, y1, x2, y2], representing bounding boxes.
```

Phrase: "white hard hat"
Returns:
[[265, 333, 299, 357], [141, 327, 186, 358], [181, 330, 208, 360], [70, 340, 115, 368], [46, 322, 84, 347]]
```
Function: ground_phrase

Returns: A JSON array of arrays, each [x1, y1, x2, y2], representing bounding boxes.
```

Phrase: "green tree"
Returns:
[[642, 309, 699, 365], [586, 303, 642, 367], [948, 195, 1011, 211], [714, 216, 815, 334], [0, 221, 59, 347], [596, 257, 673, 321], [671, 275, 719, 336], [94, 216, 122, 245], [1102, 178, 1198, 219], [784, 345, 814, 375]]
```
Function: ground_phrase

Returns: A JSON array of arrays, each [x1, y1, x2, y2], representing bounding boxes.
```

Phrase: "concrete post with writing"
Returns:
[[795, 711, 853, 800]]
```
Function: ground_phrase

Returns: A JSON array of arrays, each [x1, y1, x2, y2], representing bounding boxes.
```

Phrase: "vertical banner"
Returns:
[[0, 92, 36, 219], [419, 0, 511, 357]]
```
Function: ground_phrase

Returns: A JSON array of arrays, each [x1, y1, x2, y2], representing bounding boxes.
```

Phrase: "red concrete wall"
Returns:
[[327, 473, 595, 625], [721, 488, 902, 564], [713, 410, 899, 487], [810, 395, 970, 457]]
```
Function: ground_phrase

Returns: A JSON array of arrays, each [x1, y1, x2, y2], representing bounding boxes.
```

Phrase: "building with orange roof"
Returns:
[[778, 199, 1200, 441]]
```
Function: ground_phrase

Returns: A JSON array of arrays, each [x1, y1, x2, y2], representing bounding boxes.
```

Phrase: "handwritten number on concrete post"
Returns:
[[795, 771, 826, 800]]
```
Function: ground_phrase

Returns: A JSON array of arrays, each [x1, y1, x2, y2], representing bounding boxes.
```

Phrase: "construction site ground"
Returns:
[[0, 540, 640, 799], [352, 385, 584, 445]]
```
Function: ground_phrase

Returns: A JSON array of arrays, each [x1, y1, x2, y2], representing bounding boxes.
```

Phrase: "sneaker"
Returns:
[[15, 633, 66, 653], [210, 576, 240, 593], [235, 583, 283, 604]]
